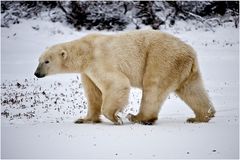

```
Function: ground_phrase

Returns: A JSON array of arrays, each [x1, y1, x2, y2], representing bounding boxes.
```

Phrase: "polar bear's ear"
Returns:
[[61, 50, 67, 60]]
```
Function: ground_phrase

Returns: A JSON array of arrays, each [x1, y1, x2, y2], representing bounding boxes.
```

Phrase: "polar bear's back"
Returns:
[[83, 30, 197, 88]]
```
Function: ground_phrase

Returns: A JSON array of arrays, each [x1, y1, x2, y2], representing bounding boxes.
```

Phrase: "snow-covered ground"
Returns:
[[1, 19, 239, 159]]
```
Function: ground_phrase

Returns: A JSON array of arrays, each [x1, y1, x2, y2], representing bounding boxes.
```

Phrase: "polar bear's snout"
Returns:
[[34, 63, 46, 78]]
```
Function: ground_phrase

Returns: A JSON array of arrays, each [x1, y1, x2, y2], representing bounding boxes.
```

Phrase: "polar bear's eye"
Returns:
[[45, 60, 49, 64]]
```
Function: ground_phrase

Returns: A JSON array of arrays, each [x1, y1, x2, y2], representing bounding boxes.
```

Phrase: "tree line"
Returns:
[[1, 1, 239, 30]]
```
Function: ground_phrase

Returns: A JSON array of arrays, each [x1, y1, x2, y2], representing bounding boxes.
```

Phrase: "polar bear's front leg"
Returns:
[[75, 74, 102, 124], [101, 84, 130, 125], [86, 64, 130, 125], [100, 73, 130, 125]]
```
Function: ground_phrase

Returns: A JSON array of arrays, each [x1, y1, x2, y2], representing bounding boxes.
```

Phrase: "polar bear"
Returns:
[[34, 30, 215, 125]]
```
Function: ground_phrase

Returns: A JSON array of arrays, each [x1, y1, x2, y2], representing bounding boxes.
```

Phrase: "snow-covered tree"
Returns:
[[1, 1, 239, 30]]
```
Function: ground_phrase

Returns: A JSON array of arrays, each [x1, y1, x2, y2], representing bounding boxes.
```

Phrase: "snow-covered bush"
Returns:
[[61, 1, 129, 31], [1, 1, 239, 30], [1, 1, 67, 28]]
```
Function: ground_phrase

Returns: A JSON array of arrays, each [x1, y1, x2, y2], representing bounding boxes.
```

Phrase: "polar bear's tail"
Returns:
[[176, 56, 216, 123]]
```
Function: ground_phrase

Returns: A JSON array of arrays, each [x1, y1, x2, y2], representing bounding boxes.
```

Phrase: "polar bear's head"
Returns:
[[34, 45, 68, 78]]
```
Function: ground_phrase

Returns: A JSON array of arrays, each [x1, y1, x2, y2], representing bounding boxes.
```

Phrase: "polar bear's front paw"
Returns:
[[74, 118, 101, 124], [74, 118, 85, 124]]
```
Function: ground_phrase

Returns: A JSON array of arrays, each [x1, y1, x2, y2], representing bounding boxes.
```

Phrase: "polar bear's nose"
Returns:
[[34, 72, 40, 77], [34, 72, 39, 77], [34, 72, 45, 78]]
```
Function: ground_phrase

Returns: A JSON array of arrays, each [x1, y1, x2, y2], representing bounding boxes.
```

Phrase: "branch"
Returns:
[[57, 2, 68, 15], [57, 2, 78, 25], [185, 11, 214, 31]]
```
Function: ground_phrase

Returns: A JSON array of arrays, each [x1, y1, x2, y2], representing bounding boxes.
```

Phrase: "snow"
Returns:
[[1, 19, 239, 159]]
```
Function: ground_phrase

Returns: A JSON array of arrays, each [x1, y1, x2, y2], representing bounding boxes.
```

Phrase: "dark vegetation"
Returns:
[[1, 1, 239, 30]]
